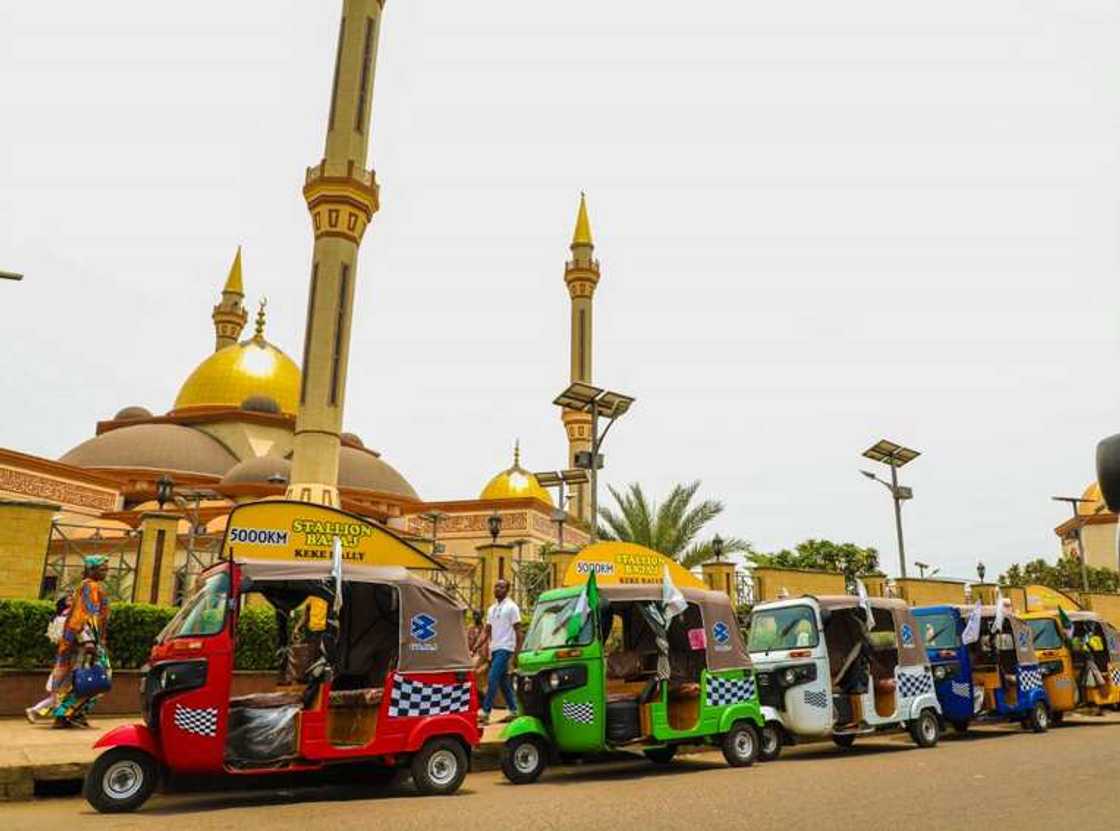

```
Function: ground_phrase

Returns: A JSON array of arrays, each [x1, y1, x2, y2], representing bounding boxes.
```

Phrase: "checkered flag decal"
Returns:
[[1110, 668, 1120, 687], [803, 689, 829, 709], [561, 701, 595, 725], [173, 704, 218, 738], [389, 678, 471, 719], [950, 681, 971, 700], [897, 668, 934, 699], [1019, 666, 1043, 694], [705, 674, 757, 707]]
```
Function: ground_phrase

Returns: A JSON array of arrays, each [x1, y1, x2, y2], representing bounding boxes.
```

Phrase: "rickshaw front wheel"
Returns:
[[909, 709, 940, 748], [84, 747, 159, 814], [759, 723, 783, 761], [411, 737, 468, 796], [721, 722, 759, 767], [501, 735, 549, 784]]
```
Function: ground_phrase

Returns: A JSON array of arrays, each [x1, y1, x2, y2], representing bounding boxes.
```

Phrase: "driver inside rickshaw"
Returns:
[[1071, 620, 1107, 692]]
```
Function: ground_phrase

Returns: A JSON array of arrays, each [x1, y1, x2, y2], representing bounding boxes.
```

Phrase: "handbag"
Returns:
[[73, 664, 112, 697]]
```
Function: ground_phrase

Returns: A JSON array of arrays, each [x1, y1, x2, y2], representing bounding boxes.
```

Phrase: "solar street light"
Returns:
[[1051, 495, 1095, 593], [861, 439, 921, 579]]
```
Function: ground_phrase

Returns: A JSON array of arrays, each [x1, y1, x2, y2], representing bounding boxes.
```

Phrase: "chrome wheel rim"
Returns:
[[103, 760, 143, 801], [762, 726, 778, 754], [1036, 705, 1048, 728], [734, 730, 754, 759], [427, 749, 459, 787], [921, 716, 937, 742], [513, 742, 540, 774]]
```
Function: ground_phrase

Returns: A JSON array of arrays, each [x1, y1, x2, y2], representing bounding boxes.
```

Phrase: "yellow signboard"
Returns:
[[1023, 583, 1081, 613], [563, 542, 706, 590], [222, 501, 442, 571]]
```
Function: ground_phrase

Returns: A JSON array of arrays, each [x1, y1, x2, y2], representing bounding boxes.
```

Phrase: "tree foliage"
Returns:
[[999, 555, 1120, 593], [750, 538, 881, 582], [597, 481, 751, 569]]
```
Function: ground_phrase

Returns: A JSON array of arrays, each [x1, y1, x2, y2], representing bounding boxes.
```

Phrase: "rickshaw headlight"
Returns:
[[778, 663, 816, 688], [782, 668, 797, 685], [543, 665, 588, 694], [933, 665, 948, 681]]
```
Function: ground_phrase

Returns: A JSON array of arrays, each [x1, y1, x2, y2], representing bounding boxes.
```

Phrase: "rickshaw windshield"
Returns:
[[523, 596, 594, 651], [749, 605, 819, 652], [1027, 618, 1063, 650], [919, 613, 959, 649], [160, 570, 230, 641]]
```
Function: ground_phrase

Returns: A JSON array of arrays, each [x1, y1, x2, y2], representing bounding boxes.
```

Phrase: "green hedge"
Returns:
[[0, 600, 279, 672]]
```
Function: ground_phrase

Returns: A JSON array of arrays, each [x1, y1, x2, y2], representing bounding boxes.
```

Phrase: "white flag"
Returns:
[[856, 578, 873, 631], [662, 565, 688, 621], [990, 589, 1006, 635], [961, 600, 982, 645], [331, 535, 344, 616]]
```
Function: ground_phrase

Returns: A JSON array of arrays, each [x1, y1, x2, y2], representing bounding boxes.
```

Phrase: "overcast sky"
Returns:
[[2, 1, 1119, 580]]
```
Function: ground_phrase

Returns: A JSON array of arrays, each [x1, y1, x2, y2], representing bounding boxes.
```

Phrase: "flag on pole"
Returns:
[[990, 589, 1006, 635], [331, 536, 344, 616], [567, 568, 600, 641], [962, 600, 982, 645], [1058, 606, 1074, 639], [662, 565, 688, 622], [855, 578, 873, 631]]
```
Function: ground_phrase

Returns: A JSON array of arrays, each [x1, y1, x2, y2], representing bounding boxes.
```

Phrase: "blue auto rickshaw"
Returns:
[[913, 605, 1051, 733]]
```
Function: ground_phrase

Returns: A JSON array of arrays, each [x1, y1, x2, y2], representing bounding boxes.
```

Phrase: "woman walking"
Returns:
[[25, 594, 72, 723], [45, 556, 112, 728]]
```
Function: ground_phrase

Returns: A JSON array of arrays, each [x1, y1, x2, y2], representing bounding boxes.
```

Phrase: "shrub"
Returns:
[[235, 605, 280, 671], [0, 599, 55, 668]]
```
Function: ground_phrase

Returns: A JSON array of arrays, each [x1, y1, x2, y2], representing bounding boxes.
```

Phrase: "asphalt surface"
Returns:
[[9, 716, 1120, 831]]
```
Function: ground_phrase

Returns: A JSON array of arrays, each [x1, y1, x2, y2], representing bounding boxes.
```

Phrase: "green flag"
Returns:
[[1058, 606, 1074, 638], [567, 569, 599, 642]]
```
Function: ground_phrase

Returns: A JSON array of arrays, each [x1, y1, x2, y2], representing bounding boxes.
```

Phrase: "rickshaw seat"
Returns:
[[669, 682, 701, 700], [873, 678, 896, 693], [229, 691, 303, 710], [329, 688, 384, 709]]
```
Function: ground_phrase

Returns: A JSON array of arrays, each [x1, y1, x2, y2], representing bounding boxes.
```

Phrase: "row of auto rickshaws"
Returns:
[[81, 503, 1120, 812]]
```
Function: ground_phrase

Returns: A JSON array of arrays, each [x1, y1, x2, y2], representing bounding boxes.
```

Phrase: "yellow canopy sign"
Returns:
[[563, 542, 706, 590], [1023, 584, 1082, 613], [222, 501, 442, 571]]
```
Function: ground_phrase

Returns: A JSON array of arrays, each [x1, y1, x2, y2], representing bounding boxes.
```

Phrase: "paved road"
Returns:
[[9, 717, 1120, 831]]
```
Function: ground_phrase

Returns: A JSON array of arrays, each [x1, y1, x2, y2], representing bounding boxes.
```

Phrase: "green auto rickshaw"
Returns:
[[500, 575, 762, 783]]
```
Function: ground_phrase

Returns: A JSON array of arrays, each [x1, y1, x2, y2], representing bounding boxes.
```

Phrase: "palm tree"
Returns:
[[597, 481, 753, 569]]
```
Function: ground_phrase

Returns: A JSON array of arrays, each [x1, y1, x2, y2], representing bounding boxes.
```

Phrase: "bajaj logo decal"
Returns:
[[712, 621, 731, 645], [900, 623, 915, 648], [410, 614, 437, 643]]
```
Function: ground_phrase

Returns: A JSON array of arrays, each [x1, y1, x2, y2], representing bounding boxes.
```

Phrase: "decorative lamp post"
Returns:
[[156, 475, 174, 510], [712, 534, 724, 562], [487, 512, 503, 545], [976, 561, 986, 583]]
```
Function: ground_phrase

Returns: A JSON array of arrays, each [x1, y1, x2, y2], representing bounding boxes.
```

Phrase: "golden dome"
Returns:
[[1079, 481, 1103, 515], [480, 441, 553, 505], [174, 306, 300, 415]]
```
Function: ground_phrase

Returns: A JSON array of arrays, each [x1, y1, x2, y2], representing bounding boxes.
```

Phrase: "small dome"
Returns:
[[114, 406, 152, 421], [174, 334, 300, 415], [60, 424, 238, 476], [221, 455, 291, 486], [241, 395, 281, 414], [1080, 482, 1103, 516], [341, 432, 365, 449], [480, 441, 553, 505], [339, 446, 419, 500]]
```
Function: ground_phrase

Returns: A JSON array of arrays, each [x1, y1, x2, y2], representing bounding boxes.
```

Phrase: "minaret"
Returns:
[[212, 247, 247, 351], [562, 193, 601, 525], [287, 0, 385, 507]]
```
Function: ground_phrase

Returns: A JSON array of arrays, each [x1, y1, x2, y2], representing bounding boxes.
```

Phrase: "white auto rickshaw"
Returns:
[[748, 595, 942, 759]]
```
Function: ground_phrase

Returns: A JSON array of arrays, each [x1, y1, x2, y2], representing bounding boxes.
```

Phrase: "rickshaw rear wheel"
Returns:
[[84, 747, 159, 814], [410, 737, 468, 796], [832, 734, 856, 749], [759, 723, 783, 761], [950, 720, 970, 734], [501, 735, 549, 784], [1025, 701, 1050, 733], [644, 746, 677, 765], [909, 709, 940, 748], [721, 722, 759, 767], [1050, 710, 1065, 726]]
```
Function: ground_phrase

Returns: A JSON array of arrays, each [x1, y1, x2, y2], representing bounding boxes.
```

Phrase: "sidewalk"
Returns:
[[0, 711, 513, 802]]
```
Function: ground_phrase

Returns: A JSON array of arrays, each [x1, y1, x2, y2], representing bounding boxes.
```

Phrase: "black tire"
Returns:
[[643, 746, 677, 765], [83, 748, 159, 814], [759, 722, 783, 762], [721, 722, 759, 767], [910, 709, 940, 748], [1051, 710, 1065, 726], [950, 720, 970, 734], [832, 733, 856, 748], [410, 737, 468, 796], [1026, 700, 1050, 733], [501, 735, 549, 785]]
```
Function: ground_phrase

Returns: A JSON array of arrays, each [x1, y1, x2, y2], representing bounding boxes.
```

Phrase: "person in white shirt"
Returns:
[[479, 579, 522, 724]]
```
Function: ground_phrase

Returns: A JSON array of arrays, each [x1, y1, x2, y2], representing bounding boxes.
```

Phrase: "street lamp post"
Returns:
[[1052, 495, 1094, 593], [861, 439, 921, 579], [712, 535, 724, 563], [553, 382, 635, 544], [487, 511, 503, 546], [534, 469, 589, 549]]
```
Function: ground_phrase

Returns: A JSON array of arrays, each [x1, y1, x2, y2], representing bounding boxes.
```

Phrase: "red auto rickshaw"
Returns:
[[84, 530, 480, 812]]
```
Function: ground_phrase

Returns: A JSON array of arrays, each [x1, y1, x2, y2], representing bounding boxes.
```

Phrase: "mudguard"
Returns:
[[500, 715, 550, 743], [404, 713, 480, 752], [902, 693, 941, 722], [718, 702, 764, 734], [93, 723, 163, 763]]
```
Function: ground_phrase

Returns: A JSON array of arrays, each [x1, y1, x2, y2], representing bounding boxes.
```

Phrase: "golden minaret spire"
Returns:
[[212, 247, 248, 351], [287, 0, 385, 506], [562, 192, 601, 525]]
